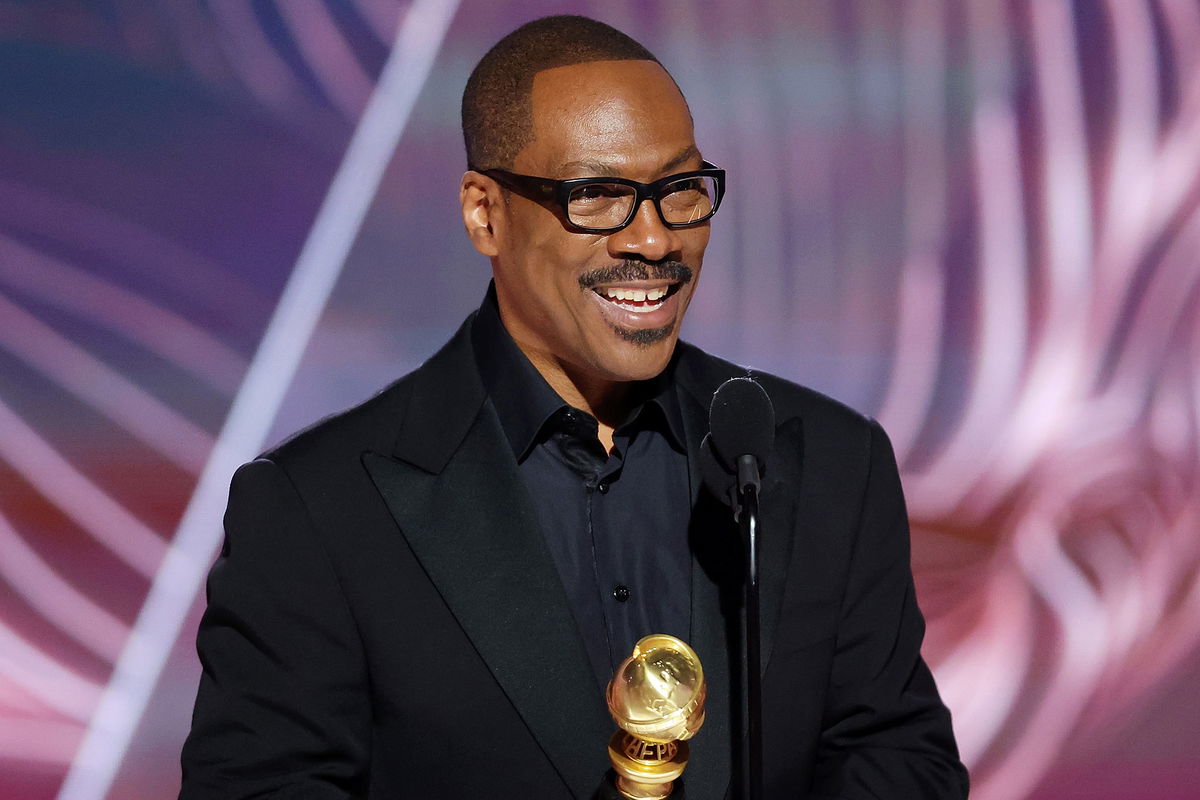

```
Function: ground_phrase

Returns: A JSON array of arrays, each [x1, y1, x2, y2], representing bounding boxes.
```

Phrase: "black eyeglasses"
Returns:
[[473, 161, 726, 233]]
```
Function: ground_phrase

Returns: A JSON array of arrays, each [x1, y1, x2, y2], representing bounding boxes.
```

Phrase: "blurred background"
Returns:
[[1, 1, 1198, 798]]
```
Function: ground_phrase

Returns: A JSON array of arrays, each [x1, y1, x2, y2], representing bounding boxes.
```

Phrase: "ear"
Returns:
[[460, 171, 502, 257]]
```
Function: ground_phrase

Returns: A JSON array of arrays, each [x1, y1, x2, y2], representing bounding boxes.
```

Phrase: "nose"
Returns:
[[607, 198, 683, 262]]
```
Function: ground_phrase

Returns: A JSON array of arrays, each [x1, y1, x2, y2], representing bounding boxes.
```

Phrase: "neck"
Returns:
[[521, 350, 638, 454], [555, 363, 637, 453]]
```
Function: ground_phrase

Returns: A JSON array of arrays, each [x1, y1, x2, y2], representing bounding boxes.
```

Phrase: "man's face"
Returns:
[[480, 60, 710, 390]]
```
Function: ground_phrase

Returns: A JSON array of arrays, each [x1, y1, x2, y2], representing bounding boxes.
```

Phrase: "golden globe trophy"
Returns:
[[606, 634, 707, 800]]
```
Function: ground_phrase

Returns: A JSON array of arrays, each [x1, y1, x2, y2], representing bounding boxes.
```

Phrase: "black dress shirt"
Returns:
[[472, 287, 691, 689]]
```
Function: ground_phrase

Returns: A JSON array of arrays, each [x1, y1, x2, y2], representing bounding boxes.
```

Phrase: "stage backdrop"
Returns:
[[2, 2, 1198, 798]]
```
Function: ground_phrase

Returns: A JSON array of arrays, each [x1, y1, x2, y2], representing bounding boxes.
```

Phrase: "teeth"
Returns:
[[599, 285, 672, 311], [602, 286, 669, 302]]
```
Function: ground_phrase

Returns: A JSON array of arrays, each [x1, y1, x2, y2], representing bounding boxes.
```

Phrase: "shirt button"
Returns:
[[597, 481, 609, 494], [613, 584, 630, 602]]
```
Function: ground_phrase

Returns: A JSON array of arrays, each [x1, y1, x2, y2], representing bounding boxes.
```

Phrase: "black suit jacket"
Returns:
[[181, 312, 968, 799]]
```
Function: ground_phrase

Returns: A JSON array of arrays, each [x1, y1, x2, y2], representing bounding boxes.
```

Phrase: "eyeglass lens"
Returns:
[[566, 176, 719, 229]]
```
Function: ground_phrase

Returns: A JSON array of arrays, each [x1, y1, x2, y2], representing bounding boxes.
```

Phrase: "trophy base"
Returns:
[[607, 731, 690, 800]]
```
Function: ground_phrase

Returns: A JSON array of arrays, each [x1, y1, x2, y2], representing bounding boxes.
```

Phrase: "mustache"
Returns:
[[577, 260, 694, 290]]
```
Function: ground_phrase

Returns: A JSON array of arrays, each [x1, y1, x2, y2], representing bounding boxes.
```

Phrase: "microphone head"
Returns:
[[708, 377, 775, 473]]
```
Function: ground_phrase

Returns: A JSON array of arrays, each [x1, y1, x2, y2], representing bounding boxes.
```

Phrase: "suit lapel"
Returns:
[[364, 321, 611, 798], [758, 417, 801, 673]]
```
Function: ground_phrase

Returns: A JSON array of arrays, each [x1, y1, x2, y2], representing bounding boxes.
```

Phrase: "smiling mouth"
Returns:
[[579, 261, 694, 317], [593, 282, 683, 313]]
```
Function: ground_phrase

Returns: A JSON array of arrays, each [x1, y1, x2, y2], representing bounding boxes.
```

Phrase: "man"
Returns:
[[181, 15, 967, 800]]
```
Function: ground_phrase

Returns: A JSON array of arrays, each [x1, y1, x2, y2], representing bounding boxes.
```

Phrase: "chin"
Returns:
[[613, 321, 675, 347], [599, 332, 678, 382]]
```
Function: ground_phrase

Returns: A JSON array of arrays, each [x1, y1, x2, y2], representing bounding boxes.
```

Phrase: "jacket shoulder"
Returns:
[[262, 373, 415, 472], [261, 313, 479, 473]]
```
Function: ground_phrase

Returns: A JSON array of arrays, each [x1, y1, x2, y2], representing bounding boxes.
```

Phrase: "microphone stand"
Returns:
[[734, 455, 763, 800]]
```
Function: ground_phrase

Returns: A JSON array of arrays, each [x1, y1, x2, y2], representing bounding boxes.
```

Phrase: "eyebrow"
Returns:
[[557, 145, 703, 179], [659, 145, 703, 173]]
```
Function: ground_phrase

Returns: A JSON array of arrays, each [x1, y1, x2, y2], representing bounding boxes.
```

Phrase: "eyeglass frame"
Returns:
[[470, 161, 726, 233]]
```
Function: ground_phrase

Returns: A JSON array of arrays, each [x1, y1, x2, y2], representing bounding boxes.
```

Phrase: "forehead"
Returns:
[[520, 60, 697, 177]]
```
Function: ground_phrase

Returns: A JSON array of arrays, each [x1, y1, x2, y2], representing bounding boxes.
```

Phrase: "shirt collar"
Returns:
[[471, 282, 687, 460]]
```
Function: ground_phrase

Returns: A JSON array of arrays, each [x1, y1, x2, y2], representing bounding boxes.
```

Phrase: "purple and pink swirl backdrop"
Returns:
[[2, 2, 1198, 798]]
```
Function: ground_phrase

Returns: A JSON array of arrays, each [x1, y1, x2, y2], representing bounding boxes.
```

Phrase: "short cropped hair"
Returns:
[[462, 15, 664, 171]]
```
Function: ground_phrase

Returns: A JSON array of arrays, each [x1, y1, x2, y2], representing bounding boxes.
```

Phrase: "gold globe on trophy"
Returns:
[[606, 634, 706, 800]]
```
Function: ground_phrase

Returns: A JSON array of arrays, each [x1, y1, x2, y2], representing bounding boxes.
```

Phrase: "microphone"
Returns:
[[700, 377, 775, 509], [699, 377, 774, 800]]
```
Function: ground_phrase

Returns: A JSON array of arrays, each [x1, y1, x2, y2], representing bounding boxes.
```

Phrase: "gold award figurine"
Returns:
[[606, 634, 707, 800]]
